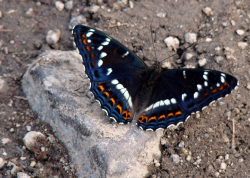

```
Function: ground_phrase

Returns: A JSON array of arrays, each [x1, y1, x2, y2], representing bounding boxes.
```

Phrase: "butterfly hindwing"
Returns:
[[137, 69, 238, 131]]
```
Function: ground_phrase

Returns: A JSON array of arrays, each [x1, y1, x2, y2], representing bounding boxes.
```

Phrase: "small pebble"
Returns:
[[198, 58, 207, 67], [16, 123, 21, 128], [236, 29, 245, 36], [171, 154, 180, 163], [164, 36, 179, 51], [25, 8, 34, 17], [129, 1, 134, 8], [41, 147, 46, 152], [0, 10, 2, 18], [156, 12, 166, 18], [0, 157, 5, 169], [205, 37, 212, 42], [68, 15, 87, 29], [222, 21, 227, 26], [17, 172, 31, 178], [178, 141, 185, 148], [215, 56, 223, 63], [3, 47, 9, 54], [9, 128, 14, 133], [204, 133, 209, 138], [203, 7, 212, 16], [239, 158, 244, 163], [26, 125, 32, 132], [196, 112, 200, 118], [225, 154, 229, 160], [1, 138, 11, 145], [231, 20, 236, 26], [20, 157, 26, 160], [85, 5, 100, 13], [2, 151, 7, 156], [220, 162, 227, 170], [193, 157, 201, 165], [185, 52, 194, 60], [238, 42, 248, 49], [186, 155, 191, 161], [215, 172, 220, 177], [9, 40, 15, 44], [46, 29, 61, 45], [23, 131, 46, 151], [55, 1, 64, 11], [30, 161, 36, 167], [65, 0, 73, 10], [185, 33, 197, 43]]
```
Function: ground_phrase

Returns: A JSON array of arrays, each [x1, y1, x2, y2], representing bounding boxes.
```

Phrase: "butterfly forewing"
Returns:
[[73, 25, 147, 82], [73, 25, 148, 123]]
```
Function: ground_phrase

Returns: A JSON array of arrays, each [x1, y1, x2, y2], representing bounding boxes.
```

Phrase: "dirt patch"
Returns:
[[0, 0, 249, 177]]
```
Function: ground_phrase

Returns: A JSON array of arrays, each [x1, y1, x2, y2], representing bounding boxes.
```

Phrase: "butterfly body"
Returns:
[[73, 25, 238, 131]]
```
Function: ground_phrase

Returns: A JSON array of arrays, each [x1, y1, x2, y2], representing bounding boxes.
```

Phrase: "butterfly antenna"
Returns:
[[160, 43, 196, 63], [150, 21, 158, 63]]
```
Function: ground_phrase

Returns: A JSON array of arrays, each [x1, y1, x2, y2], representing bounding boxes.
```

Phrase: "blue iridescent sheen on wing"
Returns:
[[73, 25, 238, 131]]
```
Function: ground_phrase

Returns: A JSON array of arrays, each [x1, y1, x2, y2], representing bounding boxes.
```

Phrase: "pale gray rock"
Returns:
[[185, 33, 197, 43], [55, 1, 64, 11], [22, 50, 163, 178], [46, 29, 61, 45], [0, 157, 5, 169], [17, 172, 31, 178]]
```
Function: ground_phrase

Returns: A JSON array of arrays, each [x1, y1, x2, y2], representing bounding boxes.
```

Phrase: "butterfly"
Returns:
[[72, 25, 238, 131]]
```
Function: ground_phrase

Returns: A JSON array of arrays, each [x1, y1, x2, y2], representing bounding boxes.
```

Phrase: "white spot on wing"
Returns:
[[153, 101, 160, 109], [111, 79, 119, 85], [164, 99, 170, 106], [182, 93, 187, 101], [194, 92, 199, 99], [89, 29, 95, 32], [86, 32, 93, 37], [203, 74, 208, 80], [122, 51, 129, 57], [171, 98, 177, 104], [87, 39, 91, 43], [183, 70, 186, 79], [102, 109, 108, 115], [220, 76, 225, 83], [100, 52, 107, 58], [216, 83, 220, 87], [97, 46, 103, 50], [204, 81, 208, 86], [106, 68, 112, 75], [116, 84, 124, 90], [98, 59, 103, 67], [197, 84, 202, 91]]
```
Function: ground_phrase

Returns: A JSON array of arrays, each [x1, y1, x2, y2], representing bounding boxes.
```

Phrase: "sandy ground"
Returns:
[[0, 0, 249, 177]]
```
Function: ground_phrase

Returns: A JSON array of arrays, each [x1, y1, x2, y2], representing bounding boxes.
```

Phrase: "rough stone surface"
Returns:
[[22, 50, 163, 178]]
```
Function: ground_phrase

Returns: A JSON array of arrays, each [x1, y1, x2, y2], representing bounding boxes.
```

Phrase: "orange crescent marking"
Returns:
[[83, 39, 87, 45], [116, 104, 122, 114], [110, 98, 115, 106], [211, 89, 217, 93], [81, 34, 86, 38], [223, 82, 229, 87], [148, 116, 156, 122], [91, 62, 95, 67], [218, 85, 224, 91], [98, 85, 105, 92], [85, 46, 91, 51], [139, 115, 147, 123], [204, 92, 209, 97], [103, 92, 110, 98], [175, 111, 182, 116], [159, 115, 166, 121], [167, 113, 174, 118], [90, 53, 95, 59]]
